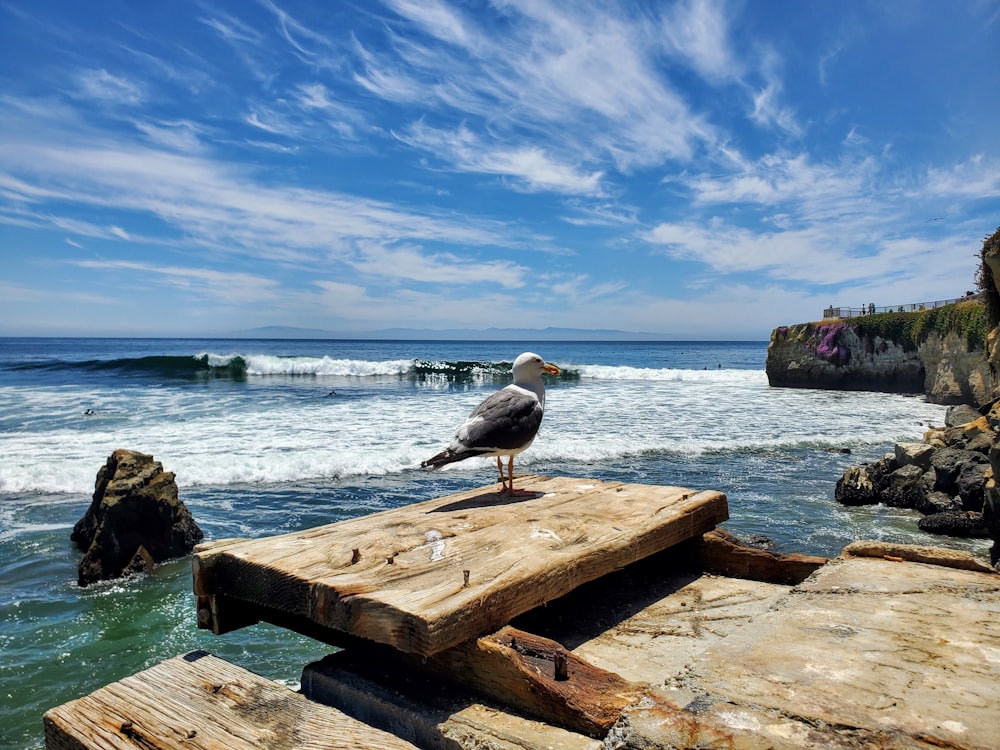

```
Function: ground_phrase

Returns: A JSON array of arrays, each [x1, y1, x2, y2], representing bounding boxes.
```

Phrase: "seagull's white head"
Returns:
[[512, 352, 560, 385]]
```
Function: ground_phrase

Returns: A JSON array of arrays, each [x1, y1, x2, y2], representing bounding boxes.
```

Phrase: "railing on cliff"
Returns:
[[823, 293, 980, 319]]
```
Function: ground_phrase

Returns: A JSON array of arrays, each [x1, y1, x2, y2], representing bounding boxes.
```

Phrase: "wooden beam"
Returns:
[[44, 651, 419, 749], [424, 626, 646, 737], [697, 529, 828, 584], [192, 476, 728, 656], [305, 625, 646, 739]]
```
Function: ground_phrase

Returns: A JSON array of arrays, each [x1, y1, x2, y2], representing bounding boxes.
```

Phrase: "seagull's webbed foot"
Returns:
[[501, 456, 536, 497]]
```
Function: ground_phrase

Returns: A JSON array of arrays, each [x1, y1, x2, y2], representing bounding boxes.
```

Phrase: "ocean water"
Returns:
[[0, 337, 990, 748]]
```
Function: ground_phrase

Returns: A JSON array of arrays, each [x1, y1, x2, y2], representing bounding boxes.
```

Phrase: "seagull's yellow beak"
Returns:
[[543, 362, 561, 376]]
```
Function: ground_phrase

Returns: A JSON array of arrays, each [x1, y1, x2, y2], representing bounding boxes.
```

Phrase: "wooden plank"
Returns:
[[418, 626, 645, 737], [193, 475, 728, 656], [44, 650, 419, 750], [302, 644, 605, 750], [697, 529, 828, 584]]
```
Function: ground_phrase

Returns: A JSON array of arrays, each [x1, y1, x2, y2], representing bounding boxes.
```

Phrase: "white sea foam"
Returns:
[[0, 373, 946, 495]]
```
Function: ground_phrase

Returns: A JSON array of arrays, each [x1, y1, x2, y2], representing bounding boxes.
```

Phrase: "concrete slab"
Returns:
[[569, 573, 792, 686], [644, 556, 1000, 749]]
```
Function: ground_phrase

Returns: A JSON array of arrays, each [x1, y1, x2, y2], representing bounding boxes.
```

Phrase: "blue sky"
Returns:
[[1, 0, 999, 339]]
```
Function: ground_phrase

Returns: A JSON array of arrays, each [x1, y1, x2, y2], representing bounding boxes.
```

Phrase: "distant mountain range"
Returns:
[[227, 325, 662, 341]]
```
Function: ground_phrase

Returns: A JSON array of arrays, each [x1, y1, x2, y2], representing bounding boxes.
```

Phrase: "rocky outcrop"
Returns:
[[835, 405, 996, 555], [767, 320, 992, 404], [72, 449, 203, 586]]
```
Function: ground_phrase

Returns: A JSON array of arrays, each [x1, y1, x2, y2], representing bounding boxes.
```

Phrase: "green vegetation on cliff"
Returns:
[[976, 225, 1000, 328], [853, 300, 987, 353]]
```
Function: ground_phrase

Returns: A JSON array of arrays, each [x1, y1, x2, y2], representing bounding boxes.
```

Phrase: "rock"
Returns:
[[916, 490, 962, 516], [835, 465, 878, 506], [930, 448, 987, 495], [881, 464, 931, 509], [868, 455, 898, 495], [956, 461, 989, 512], [923, 427, 948, 449], [945, 404, 982, 427], [72, 449, 203, 587], [734, 533, 777, 550], [917, 511, 989, 538], [894, 442, 935, 471], [985, 489, 1000, 567], [766, 318, 992, 404], [986, 460, 1000, 567], [943, 416, 993, 448], [965, 431, 994, 455]]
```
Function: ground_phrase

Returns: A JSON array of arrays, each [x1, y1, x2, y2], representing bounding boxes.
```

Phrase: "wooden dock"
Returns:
[[191, 475, 727, 655], [43, 477, 1000, 750]]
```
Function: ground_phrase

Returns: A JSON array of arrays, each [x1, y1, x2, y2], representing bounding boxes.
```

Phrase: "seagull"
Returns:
[[421, 352, 560, 496]]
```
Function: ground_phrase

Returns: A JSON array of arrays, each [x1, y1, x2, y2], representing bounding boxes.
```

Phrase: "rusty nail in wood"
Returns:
[[553, 651, 569, 681], [351, 548, 361, 564], [463, 569, 470, 587], [120, 720, 133, 734], [197, 607, 212, 627], [387, 555, 394, 564]]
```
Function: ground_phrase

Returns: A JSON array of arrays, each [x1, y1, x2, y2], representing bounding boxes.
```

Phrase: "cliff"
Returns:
[[766, 314, 992, 405], [768, 226, 1000, 406]]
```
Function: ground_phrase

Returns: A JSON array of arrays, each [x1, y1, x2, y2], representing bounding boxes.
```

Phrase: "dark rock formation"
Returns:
[[933, 447, 988, 496], [834, 465, 878, 506], [72, 449, 203, 587], [835, 402, 1000, 553], [957, 462, 989, 511], [917, 511, 988, 538], [881, 464, 931, 508], [945, 404, 982, 427], [917, 491, 962, 515]]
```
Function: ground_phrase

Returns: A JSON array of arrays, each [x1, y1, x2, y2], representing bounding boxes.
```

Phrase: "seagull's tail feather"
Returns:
[[421, 448, 489, 471]]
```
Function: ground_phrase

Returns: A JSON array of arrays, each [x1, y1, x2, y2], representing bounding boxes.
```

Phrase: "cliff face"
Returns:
[[766, 321, 993, 405], [768, 227, 1000, 406]]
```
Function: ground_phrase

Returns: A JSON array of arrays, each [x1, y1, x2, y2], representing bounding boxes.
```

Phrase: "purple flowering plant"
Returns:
[[813, 323, 851, 365]]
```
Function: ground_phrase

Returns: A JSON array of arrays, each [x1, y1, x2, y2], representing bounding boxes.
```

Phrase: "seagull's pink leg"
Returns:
[[496, 456, 507, 492], [505, 455, 535, 497]]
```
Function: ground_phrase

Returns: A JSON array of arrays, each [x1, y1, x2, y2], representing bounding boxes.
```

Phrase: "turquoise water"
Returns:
[[0, 338, 989, 748]]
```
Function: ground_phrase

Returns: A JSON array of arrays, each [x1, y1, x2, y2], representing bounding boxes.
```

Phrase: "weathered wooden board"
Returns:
[[302, 643, 605, 750], [43, 650, 419, 750], [193, 475, 728, 656]]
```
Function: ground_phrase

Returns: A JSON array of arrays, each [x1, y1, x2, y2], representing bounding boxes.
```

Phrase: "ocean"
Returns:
[[0, 337, 990, 748]]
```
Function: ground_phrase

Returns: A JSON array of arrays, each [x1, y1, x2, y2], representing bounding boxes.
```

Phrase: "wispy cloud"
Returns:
[[659, 0, 738, 81], [73, 260, 280, 303], [345, 242, 530, 288], [73, 69, 145, 106], [397, 122, 604, 195], [1, 0, 997, 336]]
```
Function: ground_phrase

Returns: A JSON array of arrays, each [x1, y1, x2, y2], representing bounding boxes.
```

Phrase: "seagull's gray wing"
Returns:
[[454, 387, 543, 452]]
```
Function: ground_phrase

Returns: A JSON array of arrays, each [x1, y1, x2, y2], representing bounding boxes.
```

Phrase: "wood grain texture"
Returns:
[[193, 475, 728, 656], [43, 650, 418, 750]]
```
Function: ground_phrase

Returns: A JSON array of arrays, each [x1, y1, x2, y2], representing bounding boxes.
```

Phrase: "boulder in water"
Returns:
[[835, 465, 878, 506], [917, 511, 988, 538], [881, 464, 931, 509], [72, 449, 203, 587]]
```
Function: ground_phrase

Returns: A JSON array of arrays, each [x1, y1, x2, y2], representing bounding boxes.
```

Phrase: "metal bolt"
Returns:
[[553, 651, 569, 681]]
